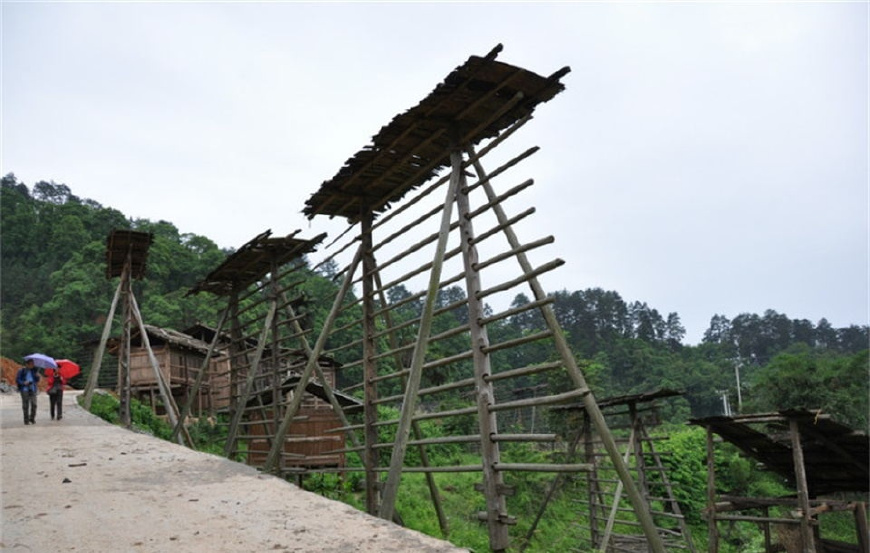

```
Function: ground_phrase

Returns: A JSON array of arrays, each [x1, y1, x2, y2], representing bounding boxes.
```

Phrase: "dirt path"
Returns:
[[0, 391, 467, 552]]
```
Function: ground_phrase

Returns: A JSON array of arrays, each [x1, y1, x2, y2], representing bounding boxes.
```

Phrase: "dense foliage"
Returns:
[[1, 174, 227, 386], [5, 174, 869, 551], [3, 173, 867, 424]]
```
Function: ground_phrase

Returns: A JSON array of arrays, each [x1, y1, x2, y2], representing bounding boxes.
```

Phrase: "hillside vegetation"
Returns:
[[3, 173, 868, 551], [3, 173, 865, 428]]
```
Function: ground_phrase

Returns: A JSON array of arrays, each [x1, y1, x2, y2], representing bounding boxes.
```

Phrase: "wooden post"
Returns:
[[129, 292, 192, 447], [224, 302, 276, 456], [82, 279, 122, 410], [706, 425, 720, 553], [361, 207, 380, 515], [585, 414, 602, 549], [854, 502, 869, 553], [790, 418, 817, 553], [374, 270, 450, 537], [763, 506, 772, 553], [599, 425, 637, 552], [455, 148, 509, 551], [118, 260, 132, 427], [262, 246, 363, 473], [270, 259, 281, 447], [172, 306, 229, 442], [379, 148, 462, 523], [629, 404, 649, 499], [468, 146, 666, 553], [228, 285, 242, 418]]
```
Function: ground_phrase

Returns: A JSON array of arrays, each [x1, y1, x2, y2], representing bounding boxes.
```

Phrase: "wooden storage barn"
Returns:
[[185, 230, 361, 472], [243, 352, 357, 470], [111, 324, 229, 416]]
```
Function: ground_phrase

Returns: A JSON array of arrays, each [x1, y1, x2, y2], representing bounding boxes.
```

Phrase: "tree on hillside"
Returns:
[[747, 347, 869, 430], [0, 176, 227, 365], [702, 311, 868, 359]]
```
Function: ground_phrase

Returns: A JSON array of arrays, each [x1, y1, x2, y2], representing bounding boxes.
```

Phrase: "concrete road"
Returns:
[[0, 390, 466, 552]]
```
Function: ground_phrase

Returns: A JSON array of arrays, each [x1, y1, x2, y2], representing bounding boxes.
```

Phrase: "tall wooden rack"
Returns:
[[171, 45, 675, 552], [248, 45, 664, 552], [83, 230, 192, 446], [558, 391, 697, 552]]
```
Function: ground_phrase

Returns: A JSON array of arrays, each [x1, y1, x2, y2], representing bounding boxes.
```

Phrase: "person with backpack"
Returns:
[[46, 368, 65, 420], [16, 359, 40, 425]]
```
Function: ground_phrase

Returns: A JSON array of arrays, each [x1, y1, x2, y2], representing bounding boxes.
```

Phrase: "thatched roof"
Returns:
[[245, 372, 362, 410], [303, 44, 570, 222], [105, 229, 153, 279], [187, 230, 325, 297], [108, 324, 222, 357], [691, 410, 869, 496]]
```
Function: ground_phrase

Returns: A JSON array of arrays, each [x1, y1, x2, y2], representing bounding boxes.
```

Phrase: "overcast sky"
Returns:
[[2, 2, 867, 344]]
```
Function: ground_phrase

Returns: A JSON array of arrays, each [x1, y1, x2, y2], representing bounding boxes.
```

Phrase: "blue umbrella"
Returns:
[[24, 353, 58, 369]]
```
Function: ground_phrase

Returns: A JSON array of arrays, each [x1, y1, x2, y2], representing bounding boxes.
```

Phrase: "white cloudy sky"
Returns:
[[2, 2, 867, 344]]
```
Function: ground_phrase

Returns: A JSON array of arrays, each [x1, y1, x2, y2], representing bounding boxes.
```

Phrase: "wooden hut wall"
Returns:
[[207, 356, 232, 411], [246, 407, 345, 469], [129, 346, 217, 415], [129, 347, 169, 386]]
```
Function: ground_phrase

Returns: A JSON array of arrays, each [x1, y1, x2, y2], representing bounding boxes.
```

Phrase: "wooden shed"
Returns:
[[243, 352, 360, 470], [692, 410, 869, 553], [110, 324, 229, 417]]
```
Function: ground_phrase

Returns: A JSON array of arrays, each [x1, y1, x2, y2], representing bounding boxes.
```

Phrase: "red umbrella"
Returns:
[[54, 359, 81, 380]]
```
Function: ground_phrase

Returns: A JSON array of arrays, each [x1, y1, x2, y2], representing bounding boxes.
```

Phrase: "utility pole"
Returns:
[[733, 357, 743, 413]]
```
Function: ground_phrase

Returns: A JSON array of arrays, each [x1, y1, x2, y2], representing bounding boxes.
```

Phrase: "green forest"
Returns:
[[2, 173, 866, 428], [2, 174, 868, 551]]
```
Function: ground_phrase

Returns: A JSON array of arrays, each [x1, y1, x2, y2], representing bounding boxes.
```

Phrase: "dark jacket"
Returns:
[[46, 371, 64, 393], [16, 367, 40, 393]]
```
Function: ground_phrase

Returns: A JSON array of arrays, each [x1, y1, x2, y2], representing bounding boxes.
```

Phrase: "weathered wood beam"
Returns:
[[467, 145, 666, 553], [790, 418, 818, 553], [262, 245, 363, 472], [129, 292, 192, 447], [172, 306, 229, 442], [378, 153, 462, 522], [224, 301, 276, 457], [82, 277, 123, 410]]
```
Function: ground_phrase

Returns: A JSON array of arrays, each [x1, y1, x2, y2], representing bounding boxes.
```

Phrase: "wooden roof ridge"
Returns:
[[187, 229, 326, 297], [303, 44, 570, 222]]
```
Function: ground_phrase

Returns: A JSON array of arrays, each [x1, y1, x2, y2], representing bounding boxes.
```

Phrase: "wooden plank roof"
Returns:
[[188, 230, 326, 297], [303, 44, 570, 222], [108, 323, 220, 357], [691, 410, 869, 496], [245, 372, 362, 410], [105, 229, 154, 279]]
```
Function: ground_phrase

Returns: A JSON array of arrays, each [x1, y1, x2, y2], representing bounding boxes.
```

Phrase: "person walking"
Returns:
[[15, 359, 40, 424], [46, 369, 65, 420]]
